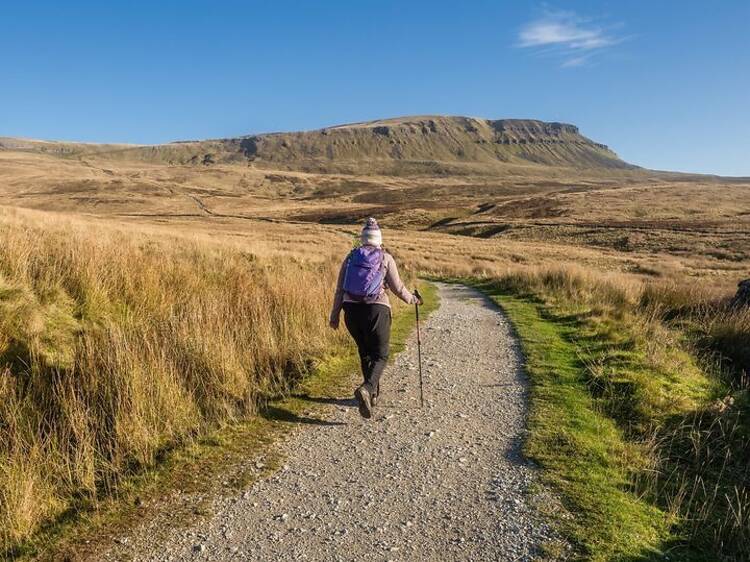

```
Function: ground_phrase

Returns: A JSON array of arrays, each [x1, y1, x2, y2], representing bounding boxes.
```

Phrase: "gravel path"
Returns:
[[100, 283, 557, 561]]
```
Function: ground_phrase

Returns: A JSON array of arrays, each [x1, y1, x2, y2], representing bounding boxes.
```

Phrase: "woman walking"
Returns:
[[329, 218, 422, 419]]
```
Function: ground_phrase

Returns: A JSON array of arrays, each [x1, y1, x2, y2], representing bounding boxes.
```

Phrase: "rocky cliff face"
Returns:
[[2, 116, 633, 173], [223, 116, 629, 172]]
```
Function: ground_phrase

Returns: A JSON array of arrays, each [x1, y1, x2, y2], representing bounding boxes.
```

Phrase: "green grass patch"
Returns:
[[476, 283, 672, 561], [10, 281, 439, 561], [462, 276, 737, 562]]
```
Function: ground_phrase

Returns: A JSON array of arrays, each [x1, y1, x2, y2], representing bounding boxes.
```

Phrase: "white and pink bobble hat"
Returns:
[[360, 217, 383, 246]]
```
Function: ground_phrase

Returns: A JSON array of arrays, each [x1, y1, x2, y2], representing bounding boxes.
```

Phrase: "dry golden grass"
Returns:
[[3, 140, 749, 295], [475, 266, 749, 559], [0, 132, 748, 557], [0, 207, 347, 549], [1, 145, 748, 274], [0, 200, 747, 557]]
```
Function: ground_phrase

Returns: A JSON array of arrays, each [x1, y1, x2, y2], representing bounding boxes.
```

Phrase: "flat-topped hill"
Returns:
[[1, 115, 633, 173], [232, 115, 630, 171]]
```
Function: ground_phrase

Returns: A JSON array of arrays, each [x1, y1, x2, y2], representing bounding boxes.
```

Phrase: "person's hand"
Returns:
[[329, 316, 339, 330], [413, 289, 423, 306]]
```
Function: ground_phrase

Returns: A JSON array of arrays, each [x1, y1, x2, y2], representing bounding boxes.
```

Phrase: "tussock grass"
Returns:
[[1, 196, 747, 560], [483, 289, 670, 560], [470, 268, 749, 561], [17, 280, 439, 561], [0, 210, 343, 552]]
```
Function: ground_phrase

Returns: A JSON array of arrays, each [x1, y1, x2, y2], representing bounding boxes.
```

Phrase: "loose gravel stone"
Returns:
[[98, 283, 561, 561]]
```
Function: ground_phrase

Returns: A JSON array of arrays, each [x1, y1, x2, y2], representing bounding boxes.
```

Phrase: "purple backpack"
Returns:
[[343, 247, 385, 301]]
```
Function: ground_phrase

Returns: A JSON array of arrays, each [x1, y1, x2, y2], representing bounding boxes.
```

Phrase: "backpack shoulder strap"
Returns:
[[377, 249, 389, 290], [343, 249, 356, 282]]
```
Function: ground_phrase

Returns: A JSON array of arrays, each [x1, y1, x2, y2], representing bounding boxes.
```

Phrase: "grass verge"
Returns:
[[10, 281, 438, 561], [480, 285, 670, 560], [462, 274, 746, 562]]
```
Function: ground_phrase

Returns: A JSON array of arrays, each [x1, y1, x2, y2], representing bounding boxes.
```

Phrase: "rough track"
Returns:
[[101, 283, 556, 561]]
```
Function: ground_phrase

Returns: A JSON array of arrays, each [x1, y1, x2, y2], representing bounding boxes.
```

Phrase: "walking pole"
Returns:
[[414, 288, 424, 408]]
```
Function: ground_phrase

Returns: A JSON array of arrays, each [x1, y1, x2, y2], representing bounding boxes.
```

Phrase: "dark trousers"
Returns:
[[343, 303, 391, 397]]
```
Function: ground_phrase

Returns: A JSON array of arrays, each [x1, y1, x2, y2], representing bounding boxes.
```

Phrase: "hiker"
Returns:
[[329, 217, 422, 419]]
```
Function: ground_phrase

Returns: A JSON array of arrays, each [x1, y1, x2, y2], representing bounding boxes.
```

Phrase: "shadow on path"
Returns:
[[295, 394, 358, 408], [261, 405, 346, 427]]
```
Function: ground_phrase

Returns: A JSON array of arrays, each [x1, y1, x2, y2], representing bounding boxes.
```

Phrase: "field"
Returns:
[[0, 118, 748, 559], [1, 124, 749, 285]]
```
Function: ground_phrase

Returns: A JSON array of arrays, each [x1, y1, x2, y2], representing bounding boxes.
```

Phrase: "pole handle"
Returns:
[[413, 288, 422, 306]]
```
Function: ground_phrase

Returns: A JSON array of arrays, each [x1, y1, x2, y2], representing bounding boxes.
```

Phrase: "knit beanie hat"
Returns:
[[360, 217, 382, 246]]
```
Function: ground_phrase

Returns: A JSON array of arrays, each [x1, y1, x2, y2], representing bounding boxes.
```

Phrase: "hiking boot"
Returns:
[[354, 385, 373, 419], [371, 393, 378, 407]]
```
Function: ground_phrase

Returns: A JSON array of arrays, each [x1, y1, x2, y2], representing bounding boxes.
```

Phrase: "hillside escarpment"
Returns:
[[2, 116, 632, 173], [228, 116, 630, 172]]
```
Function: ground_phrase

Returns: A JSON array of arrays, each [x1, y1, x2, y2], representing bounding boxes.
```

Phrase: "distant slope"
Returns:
[[236, 116, 632, 171], [0, 137, 139, 155], [1, 116, 634, 174]]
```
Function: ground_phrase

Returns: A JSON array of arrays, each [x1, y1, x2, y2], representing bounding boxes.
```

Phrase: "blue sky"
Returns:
[[2, 1, 748, 176]]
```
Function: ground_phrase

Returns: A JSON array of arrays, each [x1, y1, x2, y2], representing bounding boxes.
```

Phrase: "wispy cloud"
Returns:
[[561, 56, 589, 68], [518, 10, 624, 68]]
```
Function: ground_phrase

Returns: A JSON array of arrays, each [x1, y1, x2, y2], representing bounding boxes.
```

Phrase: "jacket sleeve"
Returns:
[[330, 257, 348, 322], [384, 253, 417, 305]]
